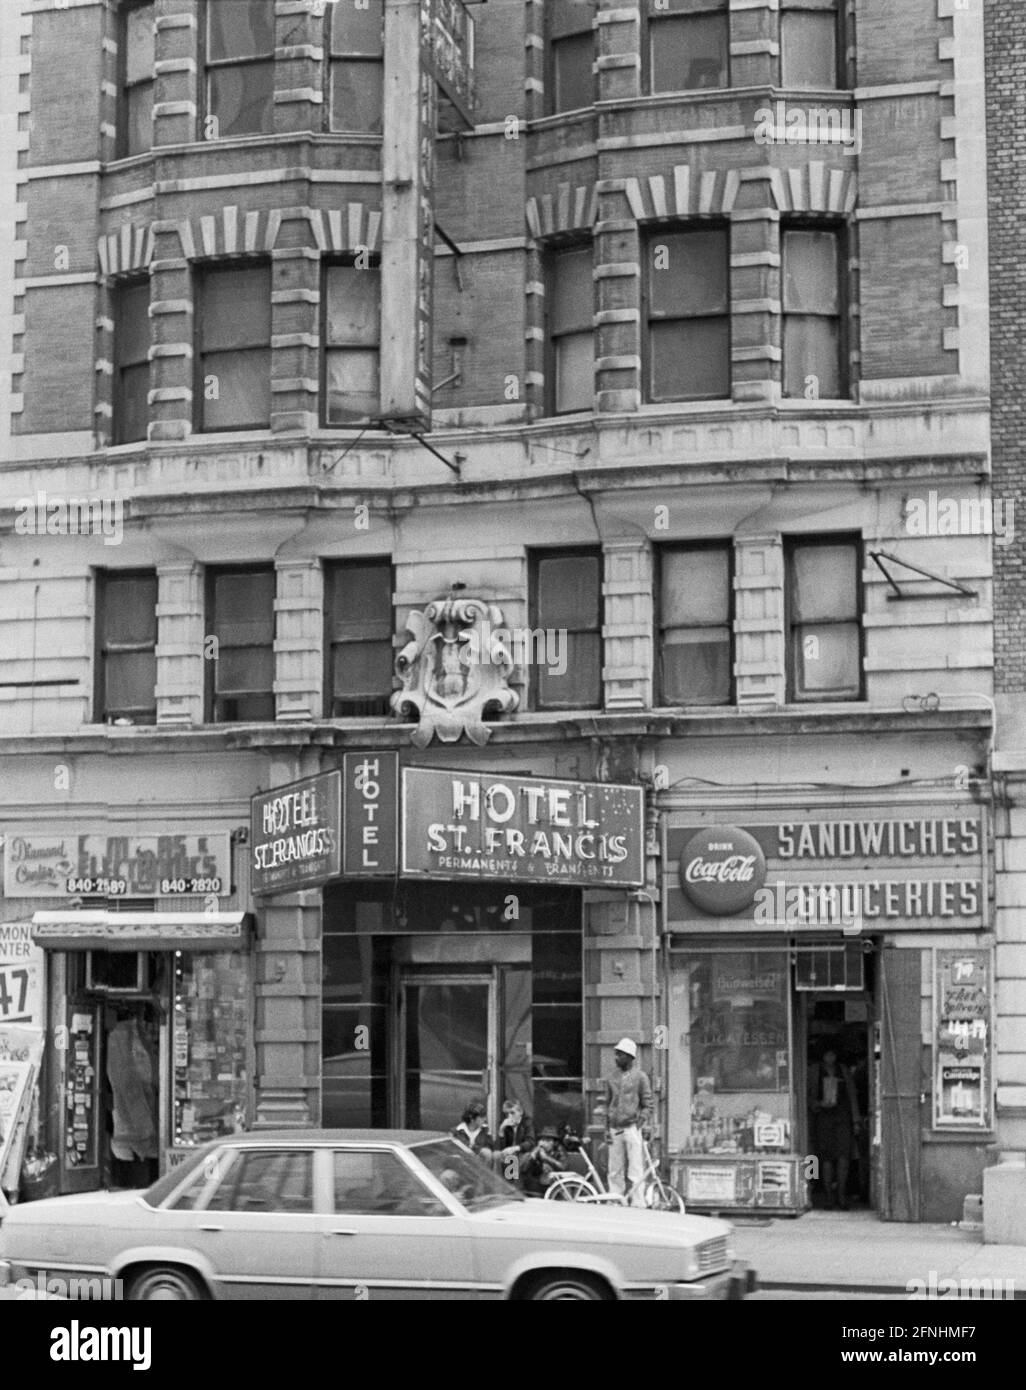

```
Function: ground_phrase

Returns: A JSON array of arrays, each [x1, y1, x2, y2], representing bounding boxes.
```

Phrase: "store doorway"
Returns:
[[398, 972, 498, 1133], [801, 995, 873, 1211]]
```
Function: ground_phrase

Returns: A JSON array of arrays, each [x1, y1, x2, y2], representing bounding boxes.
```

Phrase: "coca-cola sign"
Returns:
[[680, 826, 766, 915]]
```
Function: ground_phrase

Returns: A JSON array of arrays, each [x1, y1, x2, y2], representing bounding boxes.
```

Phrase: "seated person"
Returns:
[[520, 1127, 566, 1197], [496, 1099, 535, 1181], [452, 1101, 495, 1164]]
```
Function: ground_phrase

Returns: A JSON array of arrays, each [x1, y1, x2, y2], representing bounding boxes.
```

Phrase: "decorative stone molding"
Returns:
[[392, 594, 519, 747]]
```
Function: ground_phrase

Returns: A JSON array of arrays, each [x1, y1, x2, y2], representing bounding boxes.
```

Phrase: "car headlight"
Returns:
[[682, 1252, 700, 1281]]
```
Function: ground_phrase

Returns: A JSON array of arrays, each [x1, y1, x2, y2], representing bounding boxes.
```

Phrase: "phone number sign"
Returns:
[[3, 832, 231, 898]]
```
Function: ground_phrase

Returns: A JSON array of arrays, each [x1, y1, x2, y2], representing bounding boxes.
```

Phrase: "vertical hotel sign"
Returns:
[[380, 0, 436, 428], [342, 752, 399, 877]]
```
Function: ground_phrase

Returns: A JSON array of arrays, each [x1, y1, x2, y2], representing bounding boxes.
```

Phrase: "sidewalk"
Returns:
[[729, 1210, 1026, 1297]]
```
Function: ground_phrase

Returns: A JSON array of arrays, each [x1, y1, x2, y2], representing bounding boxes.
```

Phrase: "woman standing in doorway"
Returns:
[[808, 1045, 861, 1209]]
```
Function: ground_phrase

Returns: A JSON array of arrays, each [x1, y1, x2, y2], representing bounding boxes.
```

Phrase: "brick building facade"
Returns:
[[0, 0, 1002, 1223]]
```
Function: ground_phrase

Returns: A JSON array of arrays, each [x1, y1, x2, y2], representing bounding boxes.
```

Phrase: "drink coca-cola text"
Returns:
[[684, 854, 757, 885]]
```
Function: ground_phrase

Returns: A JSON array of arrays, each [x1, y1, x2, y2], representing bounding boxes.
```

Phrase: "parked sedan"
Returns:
[[0, 1130, 754, 1301]]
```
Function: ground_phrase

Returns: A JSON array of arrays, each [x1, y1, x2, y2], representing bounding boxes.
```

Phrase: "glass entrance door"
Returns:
[[399, 973, 497, 1133]]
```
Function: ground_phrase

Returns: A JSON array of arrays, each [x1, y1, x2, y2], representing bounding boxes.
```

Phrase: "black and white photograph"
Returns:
[[0, 0, 1022, 1362]]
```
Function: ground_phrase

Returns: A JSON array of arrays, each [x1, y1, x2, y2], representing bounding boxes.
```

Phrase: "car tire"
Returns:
[[526, 1273, 612, 1301], [126, 1266, 205, 1301]]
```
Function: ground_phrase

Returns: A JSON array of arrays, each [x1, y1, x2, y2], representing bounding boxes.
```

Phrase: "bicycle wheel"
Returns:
[[544, 1175, 598, 1202], [640, 1179, 686, 1213]]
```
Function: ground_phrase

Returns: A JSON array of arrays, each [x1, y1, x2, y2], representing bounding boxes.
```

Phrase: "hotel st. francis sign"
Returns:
[[401, 769, 644, 887]]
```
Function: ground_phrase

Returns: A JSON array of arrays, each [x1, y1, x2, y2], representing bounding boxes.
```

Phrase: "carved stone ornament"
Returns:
[[391, 595, 519, 747]]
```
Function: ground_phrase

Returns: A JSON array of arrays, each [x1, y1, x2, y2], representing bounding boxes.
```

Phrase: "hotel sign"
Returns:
[[666, 807, 986, 931], [250, 773, 341, 896], [3, 832, 231, 899], [342, 753, 399, 877], [402, 769, 645, 887]]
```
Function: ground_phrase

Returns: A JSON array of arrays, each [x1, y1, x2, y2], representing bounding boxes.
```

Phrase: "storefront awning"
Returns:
[[30, 911, 249, 952]]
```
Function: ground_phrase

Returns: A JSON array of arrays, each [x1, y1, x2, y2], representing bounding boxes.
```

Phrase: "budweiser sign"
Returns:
[[680, 826, 766, 915]]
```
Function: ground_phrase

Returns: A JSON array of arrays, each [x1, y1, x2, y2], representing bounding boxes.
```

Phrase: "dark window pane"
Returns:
[[662, 548, 729, 627], [118, 362, 149, 444], [326, 349, 380, 423], [649, 230, 728, 317], [553, 31, 594, 112], [792, 545, 856, 621], [201, 349, 271, 429], [125, 81, 154, 156], [536, 631, 600, 708], [651, 13, 728, 93], [105, 575, 157, 644], [208, 61, 274, 137], [332, 641, 393, 700], [662, 628, 731, 704], [555, 331, 593, 414], [214, 570, 275, 636], [117, 281, 151, 366], [201, 267, 271, 351], [216, 646, 274, 693], [322, 1079, 388, 1128], [551, 247, 593, 333], [322, 1006, 386, 1071], [325, 266, 381, 346], [322, 935, 384, 1002], [782, 230, 839, 314], [536, 554, 600, 629], [531, 1081, 585, 1137], [783, 316, 841, 399], [327, 564, 391, 639], [781, 10, 837, 89], [533, 1006, 583, 1075], [105, 650, 157, 718], [330, 60, 384, 132], [330, 0, 384, 56], [125, 3, 155, 85], [207, 0, 275, 60], [795, 622, 859, 695], [650, 317, 729, 400], [533, 933, 581, 1004], [213, 692, 275, 722]]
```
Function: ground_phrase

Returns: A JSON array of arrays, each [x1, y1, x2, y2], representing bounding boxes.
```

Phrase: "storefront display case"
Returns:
[[667, 945, 809, 1214], [170, 949, 251, 1158]]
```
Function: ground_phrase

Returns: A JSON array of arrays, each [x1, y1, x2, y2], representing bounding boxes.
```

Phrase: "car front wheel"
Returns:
[[527, 1273, 611, 1301], [127, 1266, 205, 1301]]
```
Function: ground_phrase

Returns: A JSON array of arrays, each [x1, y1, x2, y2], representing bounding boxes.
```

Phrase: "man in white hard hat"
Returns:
[[604, 1037, 652, 1207]]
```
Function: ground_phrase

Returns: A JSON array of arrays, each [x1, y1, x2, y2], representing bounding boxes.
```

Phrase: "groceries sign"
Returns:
[[668, 807, 985, 931], [402, 769, 644, 886]]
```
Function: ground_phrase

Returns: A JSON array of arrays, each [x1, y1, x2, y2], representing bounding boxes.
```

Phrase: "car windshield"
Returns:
[[412, 1137, 525, 1210], [141, 1146, 210, 1208]]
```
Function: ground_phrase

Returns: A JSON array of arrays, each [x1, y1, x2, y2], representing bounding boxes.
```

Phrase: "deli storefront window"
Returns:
[[668, 947, 804, 1211], [172, 950, 251, 1149]]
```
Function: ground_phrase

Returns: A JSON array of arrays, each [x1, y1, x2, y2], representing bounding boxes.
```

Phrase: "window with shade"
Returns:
[[95, 571, 157, 724], [646, 0, 729, 94], [782, 227, 845, 400], [323, 260, 381, 425], [548, 0, 596, 114], [328, 0, 384, 133], [530, 550, 602, 711], [780, 0, 841, 89], [547, 243, 594, 415], [324, 560, 394, 717], [113, 277, 150, 446], [205, 0, 276, 138], [197, 263, 272, 432], [659, 545, 733, 705], [786, 537, 862, 702], [645, 226, 730, 402], [118, 0, 154, 158], [206, 566, 276, 722]]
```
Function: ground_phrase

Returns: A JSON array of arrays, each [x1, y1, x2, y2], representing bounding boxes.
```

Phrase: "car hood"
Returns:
[[468, 1198, 732, 1248], [2, 1189, 148, 1225]]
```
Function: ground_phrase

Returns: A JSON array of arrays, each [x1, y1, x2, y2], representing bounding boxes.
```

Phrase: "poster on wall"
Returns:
[[0, 921, 44, 1028], [935, 950, 992, 1128]]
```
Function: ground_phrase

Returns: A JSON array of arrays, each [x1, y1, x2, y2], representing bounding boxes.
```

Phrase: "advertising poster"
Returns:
[[0, 921, 44, 1028]]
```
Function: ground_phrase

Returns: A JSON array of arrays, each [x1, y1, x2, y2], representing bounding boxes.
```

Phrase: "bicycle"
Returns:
[[543, 1127, 686, 1213]]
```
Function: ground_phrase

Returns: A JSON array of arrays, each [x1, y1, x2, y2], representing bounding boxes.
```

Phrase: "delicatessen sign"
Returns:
[[667, 807, 985, 930], [402, 769, 644, 886]]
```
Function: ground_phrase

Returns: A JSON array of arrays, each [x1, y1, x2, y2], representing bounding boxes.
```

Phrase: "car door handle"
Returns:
[[199, 1224, 223, 1233], [331, 1229, 357, 1236]]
